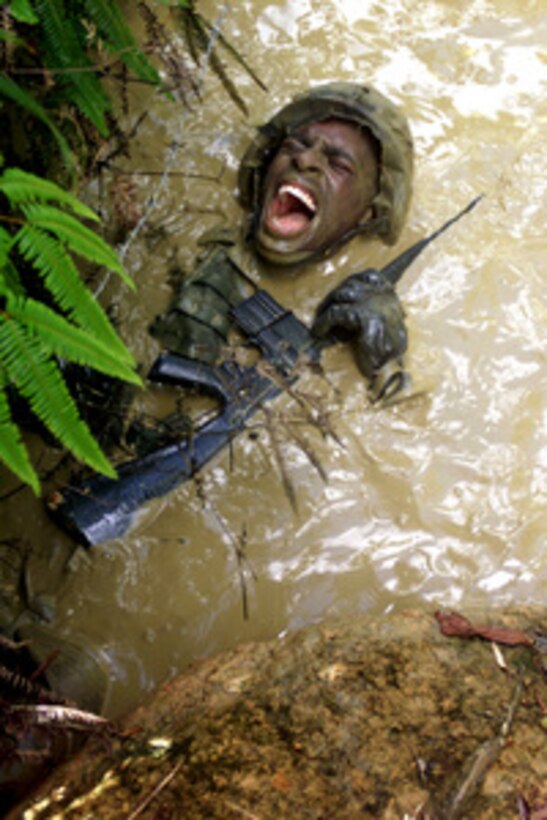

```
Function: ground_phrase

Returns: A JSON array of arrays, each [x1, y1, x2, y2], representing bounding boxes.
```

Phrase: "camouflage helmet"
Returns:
[[238, 82, 414, 246]]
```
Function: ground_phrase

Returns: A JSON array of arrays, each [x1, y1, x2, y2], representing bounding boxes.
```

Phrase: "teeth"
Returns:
[[279, 184, 317, 213]]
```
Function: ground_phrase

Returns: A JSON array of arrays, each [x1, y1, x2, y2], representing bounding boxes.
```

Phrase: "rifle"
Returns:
[[47, 195, 483, 547]]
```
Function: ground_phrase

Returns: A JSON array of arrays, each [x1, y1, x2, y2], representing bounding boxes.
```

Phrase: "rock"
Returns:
[[9, 608, 547, 819]]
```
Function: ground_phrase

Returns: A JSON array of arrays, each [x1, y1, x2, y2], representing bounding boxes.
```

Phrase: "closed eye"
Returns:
[[281, 136, 356, 173], [329, 155, 354, 173]]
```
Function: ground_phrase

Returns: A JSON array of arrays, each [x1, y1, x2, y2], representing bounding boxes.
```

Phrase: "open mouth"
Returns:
[[265, 183, 317, 238]]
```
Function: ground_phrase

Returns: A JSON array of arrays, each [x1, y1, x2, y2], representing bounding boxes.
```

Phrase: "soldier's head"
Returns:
[[238, 83, 414, 266]]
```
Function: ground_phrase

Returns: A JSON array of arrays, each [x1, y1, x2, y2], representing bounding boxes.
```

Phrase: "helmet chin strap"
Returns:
[[249, 214, 390, 268], [319, 214, 390, 258]]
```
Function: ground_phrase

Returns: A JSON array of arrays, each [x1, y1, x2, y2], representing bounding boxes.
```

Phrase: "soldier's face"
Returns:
[[255, 119, 378, 265]]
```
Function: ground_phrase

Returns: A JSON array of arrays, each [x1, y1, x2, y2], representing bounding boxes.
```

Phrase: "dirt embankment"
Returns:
[[10, 608, 547, 819]]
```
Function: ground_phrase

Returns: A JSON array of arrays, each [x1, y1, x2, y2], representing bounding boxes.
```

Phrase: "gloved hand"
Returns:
[[312, 269, 409, 399]]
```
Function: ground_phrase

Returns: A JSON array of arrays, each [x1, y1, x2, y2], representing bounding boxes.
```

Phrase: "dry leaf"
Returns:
[[434, 611, 534, 647]]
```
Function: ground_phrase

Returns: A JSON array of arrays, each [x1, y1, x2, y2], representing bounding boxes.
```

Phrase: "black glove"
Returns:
[[312, 269, 409, 399]]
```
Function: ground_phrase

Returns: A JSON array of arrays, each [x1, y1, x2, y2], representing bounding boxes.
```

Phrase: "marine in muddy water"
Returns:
[[45, 84, 419, 546], [150, 82, 414, 395]]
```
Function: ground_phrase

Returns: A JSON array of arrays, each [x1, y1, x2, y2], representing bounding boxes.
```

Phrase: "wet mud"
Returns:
[[11, 608, 547, 819]]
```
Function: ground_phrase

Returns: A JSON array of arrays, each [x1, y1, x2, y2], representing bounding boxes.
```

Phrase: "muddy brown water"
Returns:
[[2, 0, 546, 719]]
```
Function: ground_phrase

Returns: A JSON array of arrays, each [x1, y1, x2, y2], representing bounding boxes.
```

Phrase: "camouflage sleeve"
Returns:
[[149, 238, 253, 365]]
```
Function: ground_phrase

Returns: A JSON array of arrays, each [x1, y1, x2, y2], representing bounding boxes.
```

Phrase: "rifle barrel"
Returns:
[[381, 194, 484, 286]]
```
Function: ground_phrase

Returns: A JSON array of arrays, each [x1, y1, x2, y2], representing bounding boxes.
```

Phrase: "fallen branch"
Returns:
[[127, 759, 183, 820], [444, 678, 523, 819]]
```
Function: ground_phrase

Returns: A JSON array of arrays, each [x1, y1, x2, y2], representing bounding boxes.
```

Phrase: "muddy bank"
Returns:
[[10, 607, 546, 819]]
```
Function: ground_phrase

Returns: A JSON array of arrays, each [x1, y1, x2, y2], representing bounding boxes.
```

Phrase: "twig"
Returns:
[[224, 801, 261, 819], [262, 405, 298, 513], [104, 161, 226, 181], [286, 421, 328, 483], [256, 358, 343, 447], [233, 523, 255, 621], [193, 475, 256, 620], [28, 649, 60, 683], [444, 678, 523, 819], [9, 45, 160, 77], [95, 3, 229, 297], [0, 482, 27, 502], [127, 759, 183, 820]]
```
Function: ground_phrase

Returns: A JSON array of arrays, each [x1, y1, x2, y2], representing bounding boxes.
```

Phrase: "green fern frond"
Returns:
[[0, 31, 27, 48], [34, 0, 111, 136], [0, 259, 24, 299], [15, 224, 134, 362], [0, 228, 24, 297], [0, 316, 117, 478], [0, 72, 75, 170], [9, 0, 40, 25], [0, 168, 98, 222], [84, 0, 161, 85], [6, 295, 142, 386], [0, 380, 40, 494], [19, 204, 135, 289], [0, 227, 12, 271]]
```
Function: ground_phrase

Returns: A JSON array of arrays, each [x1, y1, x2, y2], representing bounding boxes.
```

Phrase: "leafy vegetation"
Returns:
[[0, 167, 142, 493], [0, 0, 264, 494]]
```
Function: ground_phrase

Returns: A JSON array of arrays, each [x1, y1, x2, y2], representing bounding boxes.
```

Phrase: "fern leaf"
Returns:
[[9, 0, 39, 24], [0, 259, 24, 299], [6, 296, 142, 386], [83, 0, 161, 85], [20, 204, 135, 289], [1, 228, 24, 297], [0, 381, 40, 494], [33, 0, 111, 136], [0, 72, 74, 170], [0, 168, 98, 222], [0, 31, 26, 48], [0, 227, 12, 271], [15, 225, 134, 362], [0, 317, 117, 478]]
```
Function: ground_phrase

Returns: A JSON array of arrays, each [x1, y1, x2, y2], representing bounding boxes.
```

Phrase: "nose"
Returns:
[[293, 139, 327, 173]]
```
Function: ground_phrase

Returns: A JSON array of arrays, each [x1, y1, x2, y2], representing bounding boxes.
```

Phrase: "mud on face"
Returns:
[[254, 119, 380, 266]]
